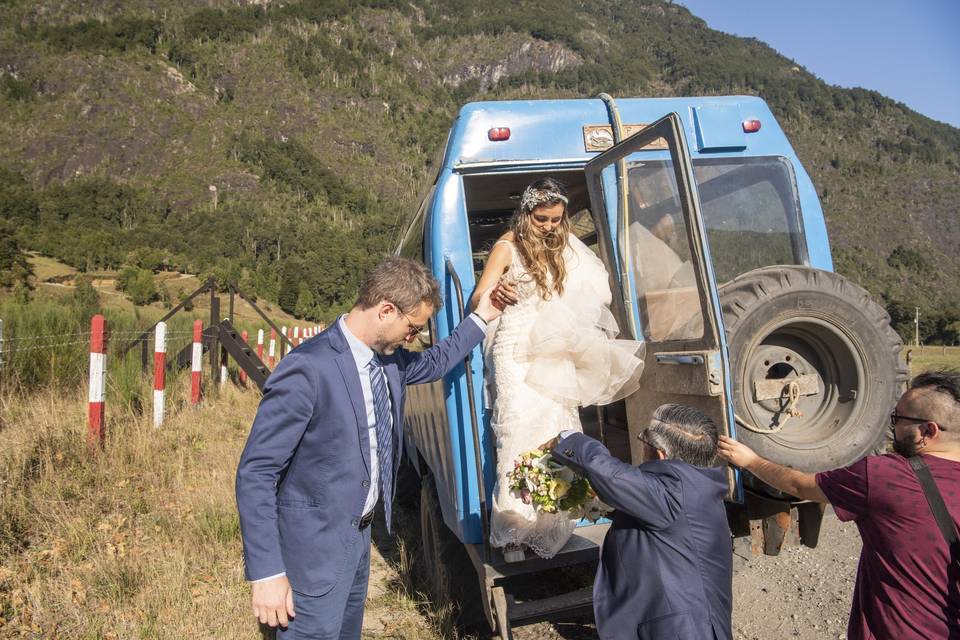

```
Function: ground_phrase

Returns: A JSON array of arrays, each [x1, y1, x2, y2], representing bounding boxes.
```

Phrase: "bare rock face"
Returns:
[[443, 39, 582, 91]]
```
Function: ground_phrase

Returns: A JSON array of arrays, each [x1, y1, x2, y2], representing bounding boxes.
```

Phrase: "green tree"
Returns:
[[117, 266, 158, 305], [295, 285, 317, 320], [0, 223, 33, 290], [278, 260, 303, 315]]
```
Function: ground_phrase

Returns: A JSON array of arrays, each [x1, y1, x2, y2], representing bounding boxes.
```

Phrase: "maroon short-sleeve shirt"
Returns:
[[816, 453, 960, 639]]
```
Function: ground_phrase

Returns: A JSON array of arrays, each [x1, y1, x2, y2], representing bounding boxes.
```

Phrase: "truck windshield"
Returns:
[[626, 156, 805, 286]]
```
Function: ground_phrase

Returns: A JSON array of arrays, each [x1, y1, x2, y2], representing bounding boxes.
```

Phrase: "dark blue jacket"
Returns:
[[236, 318, 484, 596], [552, 433, 732, 640]]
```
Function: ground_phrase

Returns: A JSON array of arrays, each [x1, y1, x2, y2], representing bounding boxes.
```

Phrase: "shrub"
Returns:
[[72, 275, 101, 321], [117, 266, 158, 306]]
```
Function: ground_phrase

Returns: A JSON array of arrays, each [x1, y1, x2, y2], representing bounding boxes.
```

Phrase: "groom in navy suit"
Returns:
[[549, 403, 732, 640], [236, 257, 502, 639]]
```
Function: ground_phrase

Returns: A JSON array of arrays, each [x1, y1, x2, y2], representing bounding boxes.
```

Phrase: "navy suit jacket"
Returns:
[[552, 433, 732, 640], [236, 317, 485, 596]]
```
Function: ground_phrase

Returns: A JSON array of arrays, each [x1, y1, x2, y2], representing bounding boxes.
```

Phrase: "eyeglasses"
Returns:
[[395, 306, 425, 338], [889, 410, 937, 428], [637, 430, 657, 449]]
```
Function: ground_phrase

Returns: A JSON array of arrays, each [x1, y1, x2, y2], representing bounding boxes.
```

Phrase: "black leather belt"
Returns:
[[358, 510, 375, 530]]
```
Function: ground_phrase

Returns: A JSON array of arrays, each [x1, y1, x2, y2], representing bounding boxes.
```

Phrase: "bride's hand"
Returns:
[[473, 285, 504, 322], [493, 280, 518, 308]]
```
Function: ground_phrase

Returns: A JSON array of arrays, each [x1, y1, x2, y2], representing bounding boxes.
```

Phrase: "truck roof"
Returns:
[[447, 95, 795, 167]]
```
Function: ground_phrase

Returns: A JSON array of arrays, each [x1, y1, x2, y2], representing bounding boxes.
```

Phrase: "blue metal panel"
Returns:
[[425, 168, 492, 545], [693, 104, 746, 151]]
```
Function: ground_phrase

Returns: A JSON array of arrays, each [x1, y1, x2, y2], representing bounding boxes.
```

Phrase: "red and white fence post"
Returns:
[[256, 329, 264, 363], [268, 328, 277, 368], [293, 326, 300, 348], [239, 330, 249, 385], [191, 320, 203, 407], [220, 318, 228, 387], [280, 326, 288, 359], [153, 322, 166, 427], [88, 314, 106, 447]]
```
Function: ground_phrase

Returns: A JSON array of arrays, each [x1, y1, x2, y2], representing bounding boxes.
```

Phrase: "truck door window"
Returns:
[[626, 162, 703, 342]]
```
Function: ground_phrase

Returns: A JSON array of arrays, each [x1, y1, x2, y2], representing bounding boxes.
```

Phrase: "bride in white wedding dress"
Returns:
[[470, 178, 644, 561]]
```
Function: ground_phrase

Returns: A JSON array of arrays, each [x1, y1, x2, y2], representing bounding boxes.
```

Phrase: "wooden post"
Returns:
[[210, 294, 220, 382], [88, 314, 107, 447], [191, 320, 203, 406], [153, 322, 166, 427]]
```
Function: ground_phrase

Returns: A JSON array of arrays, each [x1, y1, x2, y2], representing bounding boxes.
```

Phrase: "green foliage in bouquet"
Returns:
[[506, 448, 609, 521]]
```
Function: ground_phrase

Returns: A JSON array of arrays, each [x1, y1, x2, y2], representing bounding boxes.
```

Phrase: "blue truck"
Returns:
[[393, 95, 904, 638]]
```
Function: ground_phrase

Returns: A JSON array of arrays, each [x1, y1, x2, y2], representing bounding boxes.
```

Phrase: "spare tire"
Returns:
[[720, 266, 906, 473]]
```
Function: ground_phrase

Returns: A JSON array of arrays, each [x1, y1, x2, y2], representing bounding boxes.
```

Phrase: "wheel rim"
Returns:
[[739, 316, 866, 449]]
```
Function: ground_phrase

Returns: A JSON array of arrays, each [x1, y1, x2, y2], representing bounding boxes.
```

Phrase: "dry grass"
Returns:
[[0, 380, 257, 638], [26, 255, 77, 283], [0, 375, 458, 639]]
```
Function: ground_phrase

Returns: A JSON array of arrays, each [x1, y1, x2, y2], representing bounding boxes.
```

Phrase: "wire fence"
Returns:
[[0, 309, 321, 398]]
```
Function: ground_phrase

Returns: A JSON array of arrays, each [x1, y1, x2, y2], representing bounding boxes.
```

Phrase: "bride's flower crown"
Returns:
[[521, 186, 568, 213]]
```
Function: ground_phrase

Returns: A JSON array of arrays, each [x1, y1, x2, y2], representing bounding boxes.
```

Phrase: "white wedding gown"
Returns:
[[485, 234, 644, 559]]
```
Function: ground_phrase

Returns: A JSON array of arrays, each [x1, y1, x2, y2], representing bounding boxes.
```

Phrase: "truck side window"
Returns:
[[693, 156, 805, 283]]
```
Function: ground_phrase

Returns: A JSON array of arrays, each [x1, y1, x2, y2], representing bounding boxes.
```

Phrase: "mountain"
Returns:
[[1, 0, 958, 340]]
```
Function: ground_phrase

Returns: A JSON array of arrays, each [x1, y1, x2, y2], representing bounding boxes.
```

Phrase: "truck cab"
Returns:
[[395, 95, 903, 638]]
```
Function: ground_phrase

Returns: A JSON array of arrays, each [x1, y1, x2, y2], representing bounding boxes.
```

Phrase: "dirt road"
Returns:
[[362, 509, 861, 639]]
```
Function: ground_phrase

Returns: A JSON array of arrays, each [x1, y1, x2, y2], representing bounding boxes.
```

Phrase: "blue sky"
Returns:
[[676, 0, 960, 128]]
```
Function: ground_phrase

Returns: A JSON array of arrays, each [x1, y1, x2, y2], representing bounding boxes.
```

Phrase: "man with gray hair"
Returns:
[[548, 403, 732, 640]]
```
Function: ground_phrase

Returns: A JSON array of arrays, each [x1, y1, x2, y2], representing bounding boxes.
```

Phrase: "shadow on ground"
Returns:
[[372, 497, 601, 640]]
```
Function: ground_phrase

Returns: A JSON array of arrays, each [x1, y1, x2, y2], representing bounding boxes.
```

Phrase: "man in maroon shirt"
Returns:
[[718, 369, 960, 639]]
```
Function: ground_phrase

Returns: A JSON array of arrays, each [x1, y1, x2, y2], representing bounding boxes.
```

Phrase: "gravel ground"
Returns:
[[366, 508, 862, 639], [730, 512, 860, 640]]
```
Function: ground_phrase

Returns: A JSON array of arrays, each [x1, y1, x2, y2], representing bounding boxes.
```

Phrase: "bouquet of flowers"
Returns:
[[506, 449, 610, 521]]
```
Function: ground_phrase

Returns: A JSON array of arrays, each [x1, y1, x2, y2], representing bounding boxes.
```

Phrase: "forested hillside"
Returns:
[[1, 0, 958, 340]]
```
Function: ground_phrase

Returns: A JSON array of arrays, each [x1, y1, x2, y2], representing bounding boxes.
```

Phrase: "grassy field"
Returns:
[[0, 381, 454, 639], [908, 345, 960, 377], [24, 254, 303, 330]]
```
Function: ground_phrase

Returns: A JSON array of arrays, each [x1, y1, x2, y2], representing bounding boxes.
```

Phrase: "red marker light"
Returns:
[[742, 119, 762, 133], [488, 127, 511, 141]]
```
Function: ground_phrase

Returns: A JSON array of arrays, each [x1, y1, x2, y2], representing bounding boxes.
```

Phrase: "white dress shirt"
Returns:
[[338, 314, 390, 517]]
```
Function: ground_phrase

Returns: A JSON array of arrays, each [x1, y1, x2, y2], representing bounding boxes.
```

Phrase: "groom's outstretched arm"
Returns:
[[551, 433, 681, 530], [401, 285, 501, 385]]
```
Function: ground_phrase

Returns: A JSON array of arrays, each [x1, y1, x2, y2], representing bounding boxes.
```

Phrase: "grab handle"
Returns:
[[446, 258, 491, 563]]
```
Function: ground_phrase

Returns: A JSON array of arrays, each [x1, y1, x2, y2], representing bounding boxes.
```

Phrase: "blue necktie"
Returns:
[[368, 356, 394, 532]]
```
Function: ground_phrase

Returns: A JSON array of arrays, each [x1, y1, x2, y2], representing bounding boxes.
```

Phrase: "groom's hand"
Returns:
[[251, 574, 295, 628], [474, 285, 505, 322], [540, 436, 560, 451]]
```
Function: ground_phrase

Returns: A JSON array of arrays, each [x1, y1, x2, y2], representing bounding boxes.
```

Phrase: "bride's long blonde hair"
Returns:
[[510, 177, 571, 300]]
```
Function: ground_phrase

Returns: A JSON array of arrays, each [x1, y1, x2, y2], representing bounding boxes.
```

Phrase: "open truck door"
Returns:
[[585, 112, 739, 497]]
